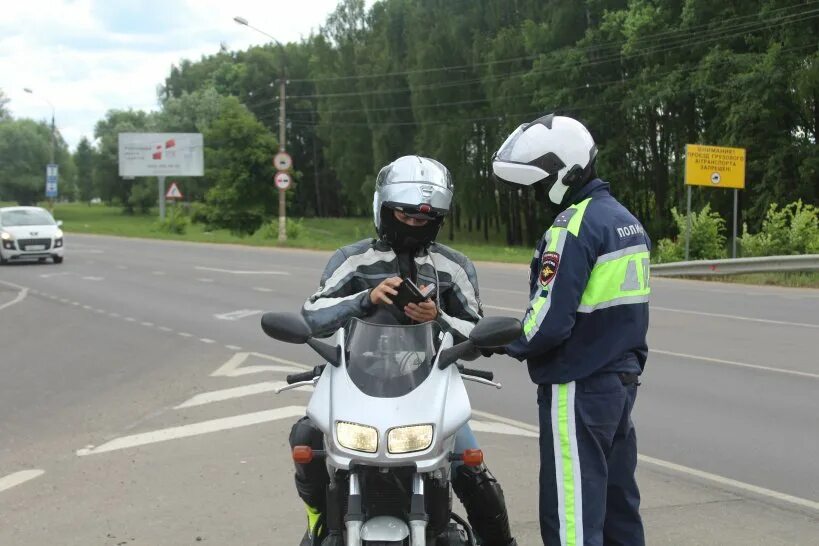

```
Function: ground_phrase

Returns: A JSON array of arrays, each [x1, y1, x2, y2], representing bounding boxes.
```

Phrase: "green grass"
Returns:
[[50, 203, 534, 263]]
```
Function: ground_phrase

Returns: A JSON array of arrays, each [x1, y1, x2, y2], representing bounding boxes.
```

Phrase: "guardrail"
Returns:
[[651, 254, 819, 277]]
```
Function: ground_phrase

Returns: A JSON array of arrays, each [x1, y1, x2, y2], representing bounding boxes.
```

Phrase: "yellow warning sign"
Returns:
[[685, 144, 746, 189]]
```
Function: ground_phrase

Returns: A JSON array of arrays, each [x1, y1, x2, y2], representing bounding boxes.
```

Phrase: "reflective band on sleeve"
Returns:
[[523, 227, 566, 340], [552, 383, 583, 546], [578, 246, 650, 313]]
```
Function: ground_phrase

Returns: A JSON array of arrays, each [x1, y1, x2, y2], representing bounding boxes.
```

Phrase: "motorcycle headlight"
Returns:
[[336, 421, 378, 453], [388, 424, 433, 454]]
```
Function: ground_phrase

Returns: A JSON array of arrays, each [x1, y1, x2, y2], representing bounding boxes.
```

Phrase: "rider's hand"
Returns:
[[405, 300, 438, 322], [370, 277, 402, 305]]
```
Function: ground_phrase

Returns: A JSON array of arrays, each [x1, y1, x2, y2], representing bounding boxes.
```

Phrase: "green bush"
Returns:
[[655, 204, 728, 262], [655, 237, 685, 263], [189, 202, 210, 225], [286, 218, 304, 240], [155, 210, 189, 234], [740, 200, 819, 256]]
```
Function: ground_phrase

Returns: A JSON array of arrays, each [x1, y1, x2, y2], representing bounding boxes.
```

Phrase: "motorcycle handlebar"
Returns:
[[460, 367, 494, 381], [286, 365, 325, 385]]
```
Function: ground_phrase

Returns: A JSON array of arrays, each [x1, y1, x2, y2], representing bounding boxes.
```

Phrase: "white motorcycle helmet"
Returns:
[[492, 114, 598, 205], [373, 155, 454, 250]]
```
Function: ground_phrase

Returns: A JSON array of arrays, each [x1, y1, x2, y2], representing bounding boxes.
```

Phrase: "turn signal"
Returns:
[[293, 445, 314, 464], [462, 449, 484, 467]]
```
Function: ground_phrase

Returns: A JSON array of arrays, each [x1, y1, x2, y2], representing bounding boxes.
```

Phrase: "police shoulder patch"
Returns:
[[539, 251, 560, 286]]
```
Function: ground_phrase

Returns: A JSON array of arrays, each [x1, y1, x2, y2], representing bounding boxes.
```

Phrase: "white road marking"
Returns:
[[253, 287, 274, 293], [141, 321, 154, 327], [72, 301, 80, 306], [158, 326, 173, 332], [469, 420, 538, 438], [82, 276, 104, 281], [59, 298, 69, 303], [109, 312, 120, 318], [195, 266, 289, 276], [638, 455, 819, 512], [175, 381, 309, 409], [470, 409, 819, 512], [76, 406, 307, 456], [70, 249, 104, 254], [0, 281, 28, 312], [200, 338, 215, 344], [0, 469, 45, 493], [124, 317, 136, 322], [95, 309, 106, 314], [483, 304, 522, 313], [486, 303, 819, 329], [83, 305, 93, 310], [652, 349, 819, 379], [197, 278, 214, 283], [116, 265, 128, 270], [225, 345, 242, 351], [39, 271, 70, 278], [211, 352, 310, 377], [214, 309, 263, 321], [651, 306, 818, 329], [178, 332, 193, 338], [152, 271, 166, 276]]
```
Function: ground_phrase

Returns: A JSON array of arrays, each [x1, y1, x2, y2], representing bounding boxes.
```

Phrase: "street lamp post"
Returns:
[[234, 16, 289, 242], [24, 88, 56, 210]]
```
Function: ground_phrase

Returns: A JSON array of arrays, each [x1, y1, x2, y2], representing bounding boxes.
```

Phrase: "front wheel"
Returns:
[[53, 256, 64, 264]]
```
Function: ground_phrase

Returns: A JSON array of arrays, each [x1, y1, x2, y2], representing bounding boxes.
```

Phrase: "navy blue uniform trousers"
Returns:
[[536, 373, 644, 546]]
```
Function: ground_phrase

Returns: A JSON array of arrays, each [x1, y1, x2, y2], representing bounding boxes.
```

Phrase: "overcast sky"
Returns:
[[0, 0, 372, 150]]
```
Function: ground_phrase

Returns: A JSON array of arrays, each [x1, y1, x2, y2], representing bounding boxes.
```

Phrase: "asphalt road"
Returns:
[[1, 233, 817, 545]]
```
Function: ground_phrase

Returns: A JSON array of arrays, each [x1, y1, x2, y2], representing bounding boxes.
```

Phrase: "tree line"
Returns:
[[1, 0, 816, 246]]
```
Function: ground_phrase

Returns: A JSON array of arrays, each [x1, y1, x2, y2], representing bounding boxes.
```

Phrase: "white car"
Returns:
[[0, 206, 65, 264]]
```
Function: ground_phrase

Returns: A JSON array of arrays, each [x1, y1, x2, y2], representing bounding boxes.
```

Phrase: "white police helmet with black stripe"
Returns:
[[492, 114, 597, 205]]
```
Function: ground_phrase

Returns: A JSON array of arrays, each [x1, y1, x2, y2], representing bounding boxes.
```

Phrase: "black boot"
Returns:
[[452, 464, 517, 546]]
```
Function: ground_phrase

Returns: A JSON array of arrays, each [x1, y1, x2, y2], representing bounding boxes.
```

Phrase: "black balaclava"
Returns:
[[378, 205, 443, 253]]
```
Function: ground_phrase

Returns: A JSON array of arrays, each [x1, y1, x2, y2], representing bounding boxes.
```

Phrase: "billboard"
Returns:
[[118, 133, 204, 177]]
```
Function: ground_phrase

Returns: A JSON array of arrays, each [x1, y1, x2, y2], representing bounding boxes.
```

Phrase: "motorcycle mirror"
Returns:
[[469, 316, 522, 348], [261, 312, 312, 344]]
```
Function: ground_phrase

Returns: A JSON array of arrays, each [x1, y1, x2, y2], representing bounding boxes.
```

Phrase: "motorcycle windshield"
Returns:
[[345, 319, 441, 398]]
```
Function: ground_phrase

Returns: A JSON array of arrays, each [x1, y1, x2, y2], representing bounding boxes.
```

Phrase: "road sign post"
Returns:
[[45, 163, 59, 199], [684, 144, 747, 260], [274, 170, 292, 243]]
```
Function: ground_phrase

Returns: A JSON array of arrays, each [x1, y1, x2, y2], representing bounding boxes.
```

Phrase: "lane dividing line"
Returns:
[[0, 470, 45, 494], [485, 303, 819, 329], [158, 326, 173, 332], [253, 287, 274, 293], [178, 332, 193, 338], [200, 338, 215, 344], [76, 406, 306, 456], [141, 322, 154, 327], [211, 352, 310, 377], [225, 345, 242, 351], [197, 278, 214, 283], [469, 409, 819, 512], [195, 266, 290, 276], [651, 305, 818, 329], [651, 349, 819, 380], [637, 455, 819, 512]]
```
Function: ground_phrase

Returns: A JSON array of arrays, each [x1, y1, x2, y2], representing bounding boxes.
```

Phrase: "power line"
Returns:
[[254, 42, 815, 130], [271, 7, 819, 102], [278, 1, 818, 86]]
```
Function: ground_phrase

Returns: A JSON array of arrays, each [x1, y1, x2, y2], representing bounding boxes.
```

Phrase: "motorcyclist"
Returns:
[[290, 155, 517, 546]]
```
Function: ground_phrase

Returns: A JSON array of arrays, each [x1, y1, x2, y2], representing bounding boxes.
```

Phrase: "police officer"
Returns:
[[291, 155, 517, 546], [491, 115, 649, 546]]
